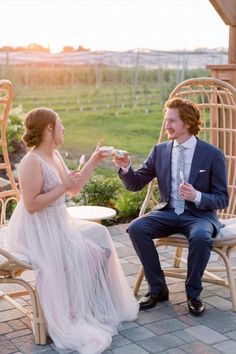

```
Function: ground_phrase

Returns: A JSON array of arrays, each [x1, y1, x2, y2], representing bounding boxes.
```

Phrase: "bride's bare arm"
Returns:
[[64, 141, 107, 196], [19, 155, 79, 213], [66, 151, 103, 196]]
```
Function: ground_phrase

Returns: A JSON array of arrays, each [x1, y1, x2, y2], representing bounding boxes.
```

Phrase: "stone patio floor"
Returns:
[[1, 223, 236, 354]]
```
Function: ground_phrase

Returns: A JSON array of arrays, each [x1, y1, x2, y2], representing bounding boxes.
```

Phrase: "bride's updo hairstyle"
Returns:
[[23, 107, 57, 148]]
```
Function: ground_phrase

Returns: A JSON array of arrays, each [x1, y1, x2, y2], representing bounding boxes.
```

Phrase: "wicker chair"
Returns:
[[133, 77, 236, 311], [0, 80, 46, 344]]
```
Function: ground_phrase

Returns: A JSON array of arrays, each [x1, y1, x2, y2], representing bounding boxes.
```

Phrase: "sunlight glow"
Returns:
[[0, 0, 228, 53]]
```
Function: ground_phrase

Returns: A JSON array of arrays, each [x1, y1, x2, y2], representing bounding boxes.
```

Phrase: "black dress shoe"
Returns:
[[187, 296, 205, 316], [139, 285, 169, 311]]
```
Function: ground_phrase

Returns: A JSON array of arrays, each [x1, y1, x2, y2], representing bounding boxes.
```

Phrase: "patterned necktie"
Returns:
[[175, 144, 185, 215]]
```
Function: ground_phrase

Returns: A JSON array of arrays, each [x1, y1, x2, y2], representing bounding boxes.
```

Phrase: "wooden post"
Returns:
[[229, 25, 236, 64], [207, 64, 236, 88], [208, 1, 236, 87]]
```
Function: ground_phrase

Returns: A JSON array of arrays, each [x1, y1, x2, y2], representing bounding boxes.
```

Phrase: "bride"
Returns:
[[5, 107, 138, 354]]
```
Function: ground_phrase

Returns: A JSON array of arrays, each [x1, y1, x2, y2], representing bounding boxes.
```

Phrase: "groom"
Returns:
[[113, 97, 228, 315]]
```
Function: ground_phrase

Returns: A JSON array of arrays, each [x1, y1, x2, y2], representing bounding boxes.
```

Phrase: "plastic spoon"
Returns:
[[78, 154, 85, 171]]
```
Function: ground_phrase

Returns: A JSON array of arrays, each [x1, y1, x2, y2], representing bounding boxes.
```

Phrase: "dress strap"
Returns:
[[24, 152, 49, 167], [27, 152, 44, 162]]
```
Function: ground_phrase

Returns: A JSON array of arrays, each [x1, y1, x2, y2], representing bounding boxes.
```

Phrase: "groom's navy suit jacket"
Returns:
[[119, 138, 229, 237]]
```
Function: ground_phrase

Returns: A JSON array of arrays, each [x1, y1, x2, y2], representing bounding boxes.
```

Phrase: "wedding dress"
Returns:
[[5, 153, 138, 354]]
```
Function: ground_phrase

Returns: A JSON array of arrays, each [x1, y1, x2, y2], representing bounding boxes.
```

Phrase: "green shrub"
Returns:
[[7, 105, 25, 153], [6, 199, 18, 220], [115, 188, 149, 219], [0, 105, 26, 173], [72, 175, 122, 208], [72, 174, 155, 223]]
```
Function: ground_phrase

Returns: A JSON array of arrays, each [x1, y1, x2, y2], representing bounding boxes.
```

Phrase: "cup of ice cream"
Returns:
[[99, 146, 114, 155], [113, 149, 127, 158]]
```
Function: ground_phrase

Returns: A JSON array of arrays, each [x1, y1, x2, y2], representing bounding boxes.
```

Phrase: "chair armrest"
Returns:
[[0, 248, 32, 270], [139, 178, 159, 217]]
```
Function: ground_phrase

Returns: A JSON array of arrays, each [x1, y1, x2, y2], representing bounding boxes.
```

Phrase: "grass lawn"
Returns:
[[13, 84, 165, 176]]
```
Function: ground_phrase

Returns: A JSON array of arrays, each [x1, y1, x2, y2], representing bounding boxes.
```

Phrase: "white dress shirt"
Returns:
[[169, 135, 201, 208]]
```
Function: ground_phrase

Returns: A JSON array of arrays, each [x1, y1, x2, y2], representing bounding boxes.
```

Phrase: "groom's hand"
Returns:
[[112, 153, 130, 168], [179, 182, 197, 202]]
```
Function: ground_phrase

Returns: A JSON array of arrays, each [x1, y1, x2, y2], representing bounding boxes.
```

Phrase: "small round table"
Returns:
[[67, 205, 116, 223]]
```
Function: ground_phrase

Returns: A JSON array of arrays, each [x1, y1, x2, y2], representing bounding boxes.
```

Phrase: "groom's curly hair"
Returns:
[[23, 107, 57, 148], [163, 97, 202, 136]]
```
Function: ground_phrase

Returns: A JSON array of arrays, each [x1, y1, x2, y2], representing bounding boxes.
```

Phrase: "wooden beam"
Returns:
[[210, 0, 236, 25], [229, 26, 236, 63]]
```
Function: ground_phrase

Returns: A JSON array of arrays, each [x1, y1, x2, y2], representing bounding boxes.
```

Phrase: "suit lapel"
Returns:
[[161, 141, 173, 197], [189, 139, 208, 185]]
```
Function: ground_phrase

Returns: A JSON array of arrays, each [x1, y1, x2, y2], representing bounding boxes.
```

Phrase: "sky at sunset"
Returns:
[[0, 0, 229, 53]]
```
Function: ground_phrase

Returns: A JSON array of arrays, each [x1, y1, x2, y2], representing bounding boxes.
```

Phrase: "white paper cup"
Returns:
[[99, 146, 114, 155]]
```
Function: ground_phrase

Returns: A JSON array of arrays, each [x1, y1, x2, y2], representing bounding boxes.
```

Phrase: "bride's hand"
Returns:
[[95, 140, 104, 153], [91, 140, 108, 163], [62, 171, 81, 191]]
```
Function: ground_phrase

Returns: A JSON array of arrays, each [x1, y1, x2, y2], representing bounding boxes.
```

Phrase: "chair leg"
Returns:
[[15, 280, 45, 345], [35, 289, 47, 345], [173, 247, 183, 267], [133, 266, 144, 295], [214, 247, 236, 312], [0, 278, 47, 344]]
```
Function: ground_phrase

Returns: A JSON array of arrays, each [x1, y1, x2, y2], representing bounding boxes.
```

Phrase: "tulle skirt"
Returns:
[[5, 201, 138, 354]]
